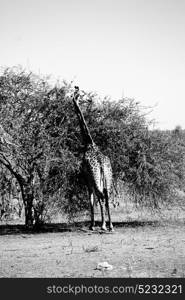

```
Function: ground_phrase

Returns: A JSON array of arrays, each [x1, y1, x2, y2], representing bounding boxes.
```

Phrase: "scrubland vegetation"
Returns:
[[0, 67, 185, 227]]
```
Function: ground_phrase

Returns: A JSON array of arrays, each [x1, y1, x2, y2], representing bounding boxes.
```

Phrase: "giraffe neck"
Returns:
[[72, 97, 94, 146]]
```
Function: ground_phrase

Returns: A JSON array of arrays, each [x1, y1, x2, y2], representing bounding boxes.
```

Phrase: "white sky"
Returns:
[[0, 0, 185, 129]]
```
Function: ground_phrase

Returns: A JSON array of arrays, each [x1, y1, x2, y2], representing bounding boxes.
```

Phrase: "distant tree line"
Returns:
[[0, 67, 185, 227]]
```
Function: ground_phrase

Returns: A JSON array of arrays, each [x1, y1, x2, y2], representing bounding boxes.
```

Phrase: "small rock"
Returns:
[[96, 261, 113, 270], [171, 268, 177, 276]]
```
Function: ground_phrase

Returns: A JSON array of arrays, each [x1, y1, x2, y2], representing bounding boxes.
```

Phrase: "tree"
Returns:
[[1, 66, 184, 227], [0, 68, 83, 226], [0, 67, 52, 226]]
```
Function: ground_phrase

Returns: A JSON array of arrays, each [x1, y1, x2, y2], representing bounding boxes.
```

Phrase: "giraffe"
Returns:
[[72, 86, 114, 231]]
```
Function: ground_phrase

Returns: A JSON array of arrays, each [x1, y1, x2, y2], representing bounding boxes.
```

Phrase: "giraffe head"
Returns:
[[74, 86, 80, 103], [74, 86, 79, 93]]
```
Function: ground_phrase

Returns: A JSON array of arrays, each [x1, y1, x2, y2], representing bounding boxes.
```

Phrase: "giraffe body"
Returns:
[[83, 144, 112, 197]]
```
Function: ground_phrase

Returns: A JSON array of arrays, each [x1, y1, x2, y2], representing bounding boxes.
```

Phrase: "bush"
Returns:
[[1, 66, 185, 223]]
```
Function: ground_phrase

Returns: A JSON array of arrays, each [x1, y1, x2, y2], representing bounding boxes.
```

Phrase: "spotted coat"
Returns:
[[82, 143, 112, 199]]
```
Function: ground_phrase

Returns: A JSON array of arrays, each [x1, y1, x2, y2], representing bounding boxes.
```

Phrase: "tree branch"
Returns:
[[0, 153, 26, 187]]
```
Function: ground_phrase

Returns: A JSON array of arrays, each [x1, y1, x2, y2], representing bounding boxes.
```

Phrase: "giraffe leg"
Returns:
[[99, 197, 107, 231], [105, 191, 114, 231], [89, 191, 95, 231]]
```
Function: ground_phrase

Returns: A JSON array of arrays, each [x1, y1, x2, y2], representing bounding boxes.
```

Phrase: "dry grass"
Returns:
[[1, 193, 185, 278]]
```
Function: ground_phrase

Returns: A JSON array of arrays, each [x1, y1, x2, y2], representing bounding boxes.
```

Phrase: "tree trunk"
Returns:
[[24, 199, 33, 227], [0, 156, 35, 227], [21, 185, 34, 228]]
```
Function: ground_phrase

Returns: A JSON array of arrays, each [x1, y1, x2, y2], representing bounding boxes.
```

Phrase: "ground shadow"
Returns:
[[0, 220, 160, 235]]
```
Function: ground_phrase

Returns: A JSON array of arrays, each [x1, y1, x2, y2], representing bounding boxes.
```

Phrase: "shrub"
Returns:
[[1, 66, 185, 223]]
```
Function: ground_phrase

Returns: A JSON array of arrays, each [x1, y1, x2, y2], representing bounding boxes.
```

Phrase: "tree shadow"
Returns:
[[0, 220, 159, 235]]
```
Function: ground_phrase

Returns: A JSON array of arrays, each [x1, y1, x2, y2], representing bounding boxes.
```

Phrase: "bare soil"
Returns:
[[1, 218, 185, 277]]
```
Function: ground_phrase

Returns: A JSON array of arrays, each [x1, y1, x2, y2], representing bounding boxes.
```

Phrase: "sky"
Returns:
[[0, 0, 185, 129]]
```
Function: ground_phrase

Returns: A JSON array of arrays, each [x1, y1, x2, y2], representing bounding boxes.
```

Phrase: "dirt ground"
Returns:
[[1, 218, 185, 278]]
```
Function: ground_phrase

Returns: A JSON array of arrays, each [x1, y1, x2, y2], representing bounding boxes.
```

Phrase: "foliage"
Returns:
[[81, 99, 185, 207], [0, 66, 185, 225]]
